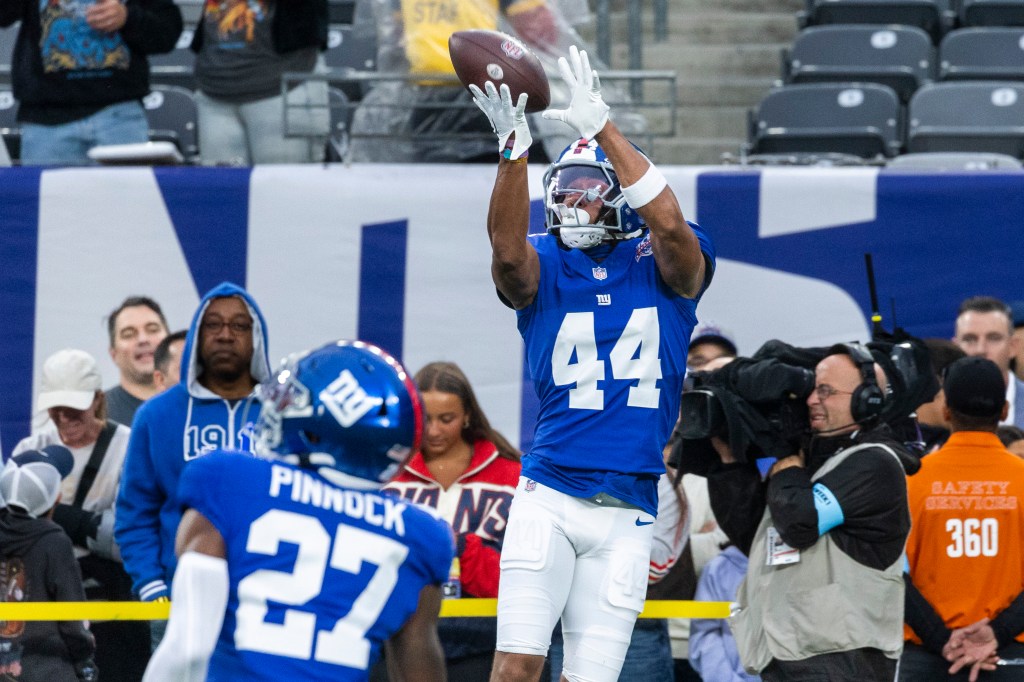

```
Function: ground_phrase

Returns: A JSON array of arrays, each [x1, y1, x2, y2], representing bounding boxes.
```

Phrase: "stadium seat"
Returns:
[[328, 0, 356, 25], [142, 85, 199, 161], [939, 27, 1024, 80], [907, 81, 1024, 157], [748, 82, 904, 159], [0, 22, 18, 86], [149, 26, 197, 90], [798, 0, 954, 43], [783, 25, 934, 102], [958, 0, 1024, 27], [324, 23, 378, 101], [0, 87, 18, 161]]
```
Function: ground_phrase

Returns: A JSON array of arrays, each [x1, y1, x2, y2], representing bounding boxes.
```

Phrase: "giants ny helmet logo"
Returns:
[[321, 370, 383, 428]]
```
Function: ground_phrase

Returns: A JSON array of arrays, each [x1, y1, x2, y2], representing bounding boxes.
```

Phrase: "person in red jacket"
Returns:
[[384, 361, 521, 682]]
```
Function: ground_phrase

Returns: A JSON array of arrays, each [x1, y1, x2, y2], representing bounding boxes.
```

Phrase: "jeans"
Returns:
[[20, 100, 149, 165], [548, 619, 674, 681]]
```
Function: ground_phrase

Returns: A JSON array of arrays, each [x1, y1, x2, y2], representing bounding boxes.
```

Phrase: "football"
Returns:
[[448, 29, 551, 113]]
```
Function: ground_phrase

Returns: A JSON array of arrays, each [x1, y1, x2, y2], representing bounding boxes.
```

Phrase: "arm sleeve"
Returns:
[[903, 572, 952, 654], [143, 551, 228, 682], [114, 416, 169, 600], [765, 465, 819, 549], [120, 0, 183, 54], [989, 590, 1024, 648], [457, 533, 501, 598]]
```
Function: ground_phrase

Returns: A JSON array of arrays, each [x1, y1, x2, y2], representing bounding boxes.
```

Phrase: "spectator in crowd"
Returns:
[[105, 296, 170, 427], [0, 0, 181, 165], [115, 282, 270, 650], [998, 424, 1024, 458], [665, 473, 729, 681], [151, 330, 186, 393], [190, 0, 330, 165], [690, 518, 758, 682], [953, 296, 1024, 428], [720, 344, 918, 680], [475, 45, 715, 682], [382, 361, 520, 681], [1009, 300, 1024, 383], [670, 354, 733, 681], [0, 446, 97, 682], [13, 348, 146, 682], [916, 338, 968, 452], [902, 356, 1024, 681], [687, 322, 738, 371], [349, 0, 562, 163], [143, 340, 452, 682]]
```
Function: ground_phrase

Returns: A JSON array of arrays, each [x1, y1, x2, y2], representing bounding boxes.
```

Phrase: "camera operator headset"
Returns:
[[813, 342, 889, 436]]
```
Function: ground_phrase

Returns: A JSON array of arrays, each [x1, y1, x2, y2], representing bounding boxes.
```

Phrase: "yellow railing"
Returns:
[[0, 599, 732, 621]]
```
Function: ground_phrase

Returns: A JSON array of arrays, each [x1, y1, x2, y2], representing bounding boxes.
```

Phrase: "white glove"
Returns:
[[469, 81, 533, 160], [542, 45, 610, 140]]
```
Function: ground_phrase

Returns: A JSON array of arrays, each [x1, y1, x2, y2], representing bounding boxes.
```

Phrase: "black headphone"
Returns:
[[837, 342, 886, 424]]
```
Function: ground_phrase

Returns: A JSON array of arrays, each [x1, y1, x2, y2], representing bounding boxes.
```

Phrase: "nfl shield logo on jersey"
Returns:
[[525, 479, 537, 492], [592, 267, 607, 280]]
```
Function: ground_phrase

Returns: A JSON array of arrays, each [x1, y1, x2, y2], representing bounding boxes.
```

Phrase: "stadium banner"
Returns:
[[1, 164, 1022, 456]]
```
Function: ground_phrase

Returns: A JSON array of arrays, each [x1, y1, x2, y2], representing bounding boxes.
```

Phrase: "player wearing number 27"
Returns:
[[142, 340, 455, 681], [471, 45, 715, 682], [902, 356, 1024, 681]]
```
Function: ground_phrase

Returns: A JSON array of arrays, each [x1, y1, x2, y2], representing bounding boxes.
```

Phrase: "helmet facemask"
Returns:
[[544, 140, 647, 249]]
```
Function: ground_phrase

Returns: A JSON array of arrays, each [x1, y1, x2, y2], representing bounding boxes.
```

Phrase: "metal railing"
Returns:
[[282, 68, 678, 161]]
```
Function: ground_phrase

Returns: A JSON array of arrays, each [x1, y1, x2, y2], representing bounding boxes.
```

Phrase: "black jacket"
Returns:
[[0, 0, 182, 123], [708, 425, 918, 571], [0, 509, 94, 681]]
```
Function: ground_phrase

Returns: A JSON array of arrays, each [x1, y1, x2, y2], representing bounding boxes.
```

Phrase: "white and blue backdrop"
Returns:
[[2, 164, 1022, 457]]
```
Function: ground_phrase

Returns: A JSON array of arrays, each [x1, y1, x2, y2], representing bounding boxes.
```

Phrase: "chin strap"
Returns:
[[559, 226, 607, 249]]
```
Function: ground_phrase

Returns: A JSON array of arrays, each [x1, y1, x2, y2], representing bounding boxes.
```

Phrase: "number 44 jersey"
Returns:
[[177, 450, 455, 681], [518, 228, 715, 508]]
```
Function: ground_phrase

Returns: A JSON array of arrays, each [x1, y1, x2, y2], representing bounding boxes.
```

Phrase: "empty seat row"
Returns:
[[746, 81, 1024, 160], [798, 0, 1024, 43], [782, 25, 1024, 102]]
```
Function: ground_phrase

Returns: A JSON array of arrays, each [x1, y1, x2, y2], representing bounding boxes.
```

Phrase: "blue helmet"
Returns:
[[543, 138, 648, 248], [254, 340, 422, 489]]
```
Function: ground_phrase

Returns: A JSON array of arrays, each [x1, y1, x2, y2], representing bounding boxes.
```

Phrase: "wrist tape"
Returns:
[[620, 163, 667, 208]]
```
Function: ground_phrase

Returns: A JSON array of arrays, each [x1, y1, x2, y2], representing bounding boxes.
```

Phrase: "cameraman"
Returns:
[[718, 344, 920, 681]]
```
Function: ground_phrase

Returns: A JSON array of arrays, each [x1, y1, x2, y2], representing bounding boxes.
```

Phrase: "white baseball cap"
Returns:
[[0, 446, 74, 518], [37, 348, 102, 412]]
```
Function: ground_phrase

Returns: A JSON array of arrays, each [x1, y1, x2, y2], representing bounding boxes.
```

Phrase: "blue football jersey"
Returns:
[[518, 227, 715, 512], [177, 451, 454, 681]]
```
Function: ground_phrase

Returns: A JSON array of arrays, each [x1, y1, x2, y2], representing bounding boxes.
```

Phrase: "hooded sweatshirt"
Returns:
[[0, 509, 94, 681], [114, 282, 270, 601]]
